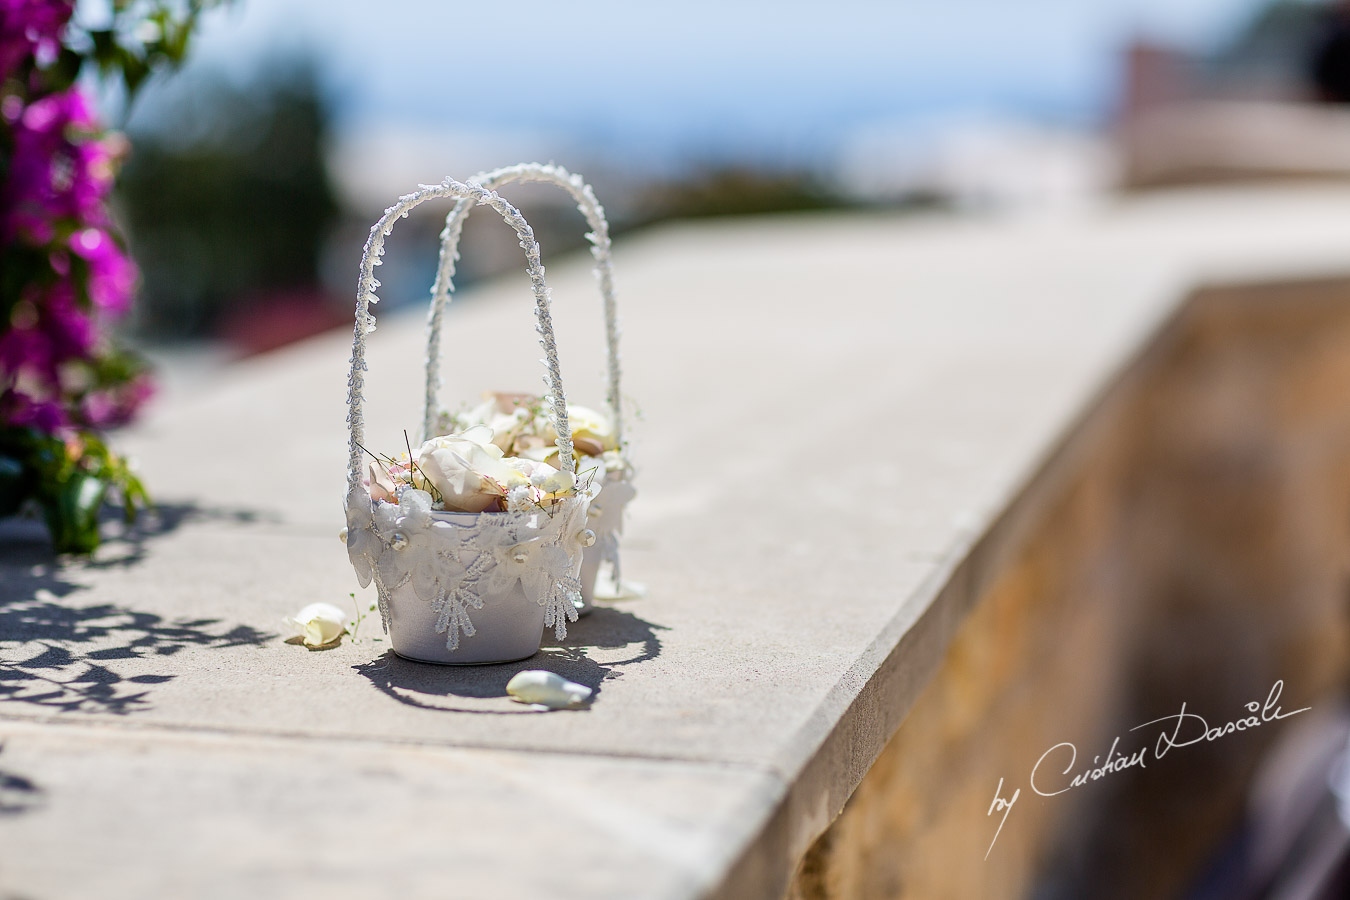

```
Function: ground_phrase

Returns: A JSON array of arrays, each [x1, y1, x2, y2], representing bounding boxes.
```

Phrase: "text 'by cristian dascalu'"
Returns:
[[983, 679, 1310, 860]]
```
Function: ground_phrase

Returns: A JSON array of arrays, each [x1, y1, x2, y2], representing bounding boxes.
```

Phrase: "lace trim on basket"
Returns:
[[345, 486, 595, 650]]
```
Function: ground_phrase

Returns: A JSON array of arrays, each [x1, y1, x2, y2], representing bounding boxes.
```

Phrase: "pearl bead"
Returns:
[[510, 545, 530, 563], [576, 529, 597, 548], [390, 532, 409, 551], [338, 527, 349, 544]]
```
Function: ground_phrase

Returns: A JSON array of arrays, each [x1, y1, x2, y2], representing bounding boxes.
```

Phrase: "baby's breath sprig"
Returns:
[[401, 429, 443, 505], [352, 440, 398, 468], [354, 436, 444, 506], [347, 592, 377, 641]]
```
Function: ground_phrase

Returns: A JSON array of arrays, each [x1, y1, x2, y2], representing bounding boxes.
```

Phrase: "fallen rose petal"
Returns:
[[505, 670, 592, 709], [285, 602, 348, 647]]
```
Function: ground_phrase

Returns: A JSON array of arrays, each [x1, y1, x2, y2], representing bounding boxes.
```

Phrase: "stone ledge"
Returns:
[[4, 186, 1350, 899]]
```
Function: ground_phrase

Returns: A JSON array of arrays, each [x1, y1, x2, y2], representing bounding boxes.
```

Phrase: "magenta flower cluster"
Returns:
[[0, 0, 67, 79], [1, 0, 151, 435]]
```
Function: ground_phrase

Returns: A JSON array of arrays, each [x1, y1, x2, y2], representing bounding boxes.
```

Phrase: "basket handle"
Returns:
[[347, 178, 576, 496], [423, 163, 623, 447]]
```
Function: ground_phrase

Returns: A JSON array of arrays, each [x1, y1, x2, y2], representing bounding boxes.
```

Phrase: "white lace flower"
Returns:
[[482, 496, 593, 638], [380, 491, 462, 593], [482, 536, 572, 602], [345, 487, 381, 588]]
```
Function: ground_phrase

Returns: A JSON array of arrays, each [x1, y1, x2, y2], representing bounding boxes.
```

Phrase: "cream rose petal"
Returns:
[[460, 397, 496, 428], [505, 670, 592, 709], [368, 460, 398, 503], [459, 424, 501, 456], [417, 429, 521, 512], [418, 447, 498, 512], [286, 602, 347, 647], [517, 443, 560, 464], [565, 404, 618, 452]]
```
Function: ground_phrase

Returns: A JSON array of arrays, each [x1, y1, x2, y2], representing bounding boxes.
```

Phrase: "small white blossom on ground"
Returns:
[[285, 602, 348, 647]]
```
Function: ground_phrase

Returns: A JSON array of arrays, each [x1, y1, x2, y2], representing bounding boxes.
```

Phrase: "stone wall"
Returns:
[[788, 277, 1350, 899]]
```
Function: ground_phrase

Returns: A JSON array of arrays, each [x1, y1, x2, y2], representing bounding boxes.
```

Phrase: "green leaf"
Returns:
[[89, 29, 118, 65], [118, 470, 150, 523], [42, 472, 108, 555], [44, 47, 84, 92], [121, 52, 151, 97]]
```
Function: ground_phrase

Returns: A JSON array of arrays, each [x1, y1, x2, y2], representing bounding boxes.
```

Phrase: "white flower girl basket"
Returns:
[[424, 163, 636, 615], [343, 178, 598, 665]]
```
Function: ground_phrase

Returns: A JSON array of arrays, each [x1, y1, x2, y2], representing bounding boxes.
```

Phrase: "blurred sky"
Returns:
[[106, 0, 1288, 183]]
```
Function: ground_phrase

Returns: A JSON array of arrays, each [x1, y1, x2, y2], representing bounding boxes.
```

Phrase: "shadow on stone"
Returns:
[[352, 605, 666, 714], [0, 743, 42, 817], [0, 501, 278, 716], [0, 499, 280, 569]]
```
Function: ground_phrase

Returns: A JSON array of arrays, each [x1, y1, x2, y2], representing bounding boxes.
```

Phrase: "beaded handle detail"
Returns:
[[423, 163, 622, 446], [346, 178, 575, 495]]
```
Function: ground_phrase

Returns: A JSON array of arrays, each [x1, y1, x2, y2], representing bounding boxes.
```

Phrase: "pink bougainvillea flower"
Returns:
[[70, 227, 137, 315], [0, 388, 67, 432], [2, 88, 108, 244], [80, 373, 154, 429], [1, 78, 144, 433], [0, 0, 74, 82]]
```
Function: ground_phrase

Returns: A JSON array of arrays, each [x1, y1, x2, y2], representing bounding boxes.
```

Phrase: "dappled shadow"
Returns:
[[353, 605, 666, 714], [0, 499, 279, 569], [0, 501, 279, 715], [94, 500, 281, 569], [0, 743, 42, 817], [0, 590, 274, 714], [545, 602, 663, 668]]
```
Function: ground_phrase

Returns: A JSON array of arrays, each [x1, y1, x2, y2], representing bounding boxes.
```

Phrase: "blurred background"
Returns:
[[92, 0, 1350, 356]]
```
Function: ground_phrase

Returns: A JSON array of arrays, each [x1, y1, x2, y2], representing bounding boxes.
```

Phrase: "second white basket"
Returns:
[[424, 163, 637, 614]]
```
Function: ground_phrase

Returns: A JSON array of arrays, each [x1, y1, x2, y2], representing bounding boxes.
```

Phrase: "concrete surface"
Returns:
[[5, 185, 1350, 898]]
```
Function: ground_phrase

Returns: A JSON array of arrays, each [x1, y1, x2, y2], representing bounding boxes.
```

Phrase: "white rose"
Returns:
[[416, 425, 527, 512], [286, 602, 347, 647]]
